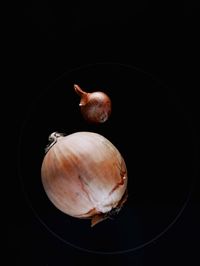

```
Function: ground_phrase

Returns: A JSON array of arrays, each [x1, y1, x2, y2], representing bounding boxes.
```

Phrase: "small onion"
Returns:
[[41, 132, 128, 226], [74, 84, 112, 123]]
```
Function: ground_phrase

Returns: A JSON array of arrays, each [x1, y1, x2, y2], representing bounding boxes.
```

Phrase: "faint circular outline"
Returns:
[[17, 62, 198, 255]]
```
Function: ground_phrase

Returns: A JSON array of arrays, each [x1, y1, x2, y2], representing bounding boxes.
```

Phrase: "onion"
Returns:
[[74, 84, 112, 123], [41, 131, 128, 227]]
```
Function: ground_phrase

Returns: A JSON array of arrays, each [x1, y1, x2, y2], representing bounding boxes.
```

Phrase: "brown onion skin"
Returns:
[[74, 84, 112, 124], [41, 132, 128, 226]]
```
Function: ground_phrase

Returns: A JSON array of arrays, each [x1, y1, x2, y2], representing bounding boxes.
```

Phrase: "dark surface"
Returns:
[[10, 1, 199, 265]]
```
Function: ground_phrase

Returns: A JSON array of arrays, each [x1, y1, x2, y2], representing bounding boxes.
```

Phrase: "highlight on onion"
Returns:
[[74, 84, 112, 124], [41, 131, 128, 227]]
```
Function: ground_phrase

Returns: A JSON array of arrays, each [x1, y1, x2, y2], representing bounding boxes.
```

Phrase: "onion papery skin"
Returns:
[[41, 132, 128, 226]]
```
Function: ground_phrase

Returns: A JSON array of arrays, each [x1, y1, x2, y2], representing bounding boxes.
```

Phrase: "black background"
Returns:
[[10, 1, 199, 265]]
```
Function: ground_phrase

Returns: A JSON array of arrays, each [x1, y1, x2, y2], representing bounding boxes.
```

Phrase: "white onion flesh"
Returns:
[[41, 132, 128, 226]]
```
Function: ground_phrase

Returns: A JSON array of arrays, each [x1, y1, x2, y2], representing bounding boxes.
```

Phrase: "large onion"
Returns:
[[41, 131, 128, 226]]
